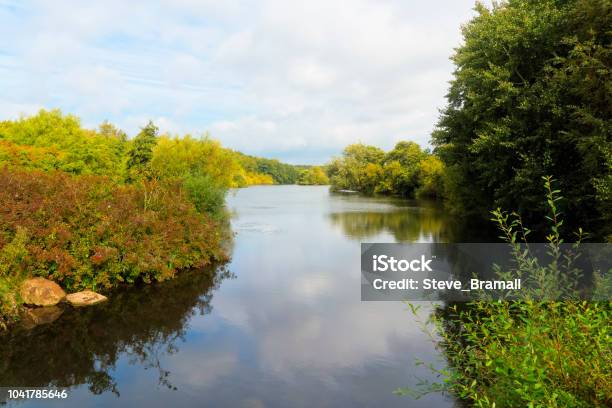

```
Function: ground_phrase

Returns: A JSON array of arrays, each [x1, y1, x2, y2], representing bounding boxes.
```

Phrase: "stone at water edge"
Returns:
[[66, 290, 108, 307], [20, 277, 66, 306]]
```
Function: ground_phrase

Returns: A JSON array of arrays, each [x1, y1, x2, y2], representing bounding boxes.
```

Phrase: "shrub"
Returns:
[[0, 167, 228, 292], [183, 173, 227, 218]]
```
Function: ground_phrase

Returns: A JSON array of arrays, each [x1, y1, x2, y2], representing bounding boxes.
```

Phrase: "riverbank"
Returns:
[[0, 185, 454, 407], [0, 166, 230, 330], [0, 110, 309, 331]]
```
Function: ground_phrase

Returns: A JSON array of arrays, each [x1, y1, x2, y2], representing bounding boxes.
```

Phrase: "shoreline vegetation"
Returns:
[[399, 178, 611, 407], [0, 0, 609, 407], [0, 110, 312, 329], [327, 0, 610, 406]]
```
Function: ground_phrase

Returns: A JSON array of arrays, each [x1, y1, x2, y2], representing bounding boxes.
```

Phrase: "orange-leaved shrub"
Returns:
[[0, 167, 228, 291]]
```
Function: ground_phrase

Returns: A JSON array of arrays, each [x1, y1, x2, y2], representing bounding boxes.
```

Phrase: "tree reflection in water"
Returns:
[[328, 199, 496, 243], [328, 206, 448, 242], [0, 266, 233, 397]]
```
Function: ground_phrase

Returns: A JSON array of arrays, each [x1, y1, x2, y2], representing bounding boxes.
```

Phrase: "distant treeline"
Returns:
[[0, 110, 304, 187]]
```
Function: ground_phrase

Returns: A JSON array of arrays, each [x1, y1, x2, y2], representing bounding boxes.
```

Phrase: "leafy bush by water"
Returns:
[[0, 167, 228, 293]]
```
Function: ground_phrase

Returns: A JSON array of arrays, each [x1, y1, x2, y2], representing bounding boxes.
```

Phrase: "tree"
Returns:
[[432, 0, 611, 239], [298, 166, 329, 185], [0, 110, 125, 176], [98, 120, 127, 142], [328, 143, 385, 193], [126, 121, 158, 180], [381, 141, 426, 197], [328, 141, 443, 198], [416, 155, 445, 198]]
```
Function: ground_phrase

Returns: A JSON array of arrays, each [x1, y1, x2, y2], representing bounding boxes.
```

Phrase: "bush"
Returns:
[[0, 167, 228, 292], [183, 173, 227, 218], [400, 177, 611, 407]]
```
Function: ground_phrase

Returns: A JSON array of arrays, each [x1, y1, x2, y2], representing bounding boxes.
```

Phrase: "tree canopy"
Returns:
[[432, 0, 611, 239], [328, 142, 444, 198]]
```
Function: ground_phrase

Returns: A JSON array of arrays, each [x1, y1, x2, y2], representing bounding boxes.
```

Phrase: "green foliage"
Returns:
[[400, 178, 611, 407], [298, 166, 329, 185], [0, 109, 127, 177], [183, 174, 227, 218], [0, 227, 28, 329], [432, 0, 612, 239], [0, 110, 302, 329], [150, 135, 242, 188], [328, 143, 385, 194], [416, 155, 445, 199], [126, 120, 158, 180], [376, 142, 427, 196], [98, 120, 127, 142], [233, 151, 301, 184], [328, 142, 445, 197]]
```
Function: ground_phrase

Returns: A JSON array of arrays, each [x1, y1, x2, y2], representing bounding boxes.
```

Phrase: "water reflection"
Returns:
[[329, 209, 447, 242], [0, 267, 231, 398], [1, 186, 460, 407], [328, 194, 495, 243]]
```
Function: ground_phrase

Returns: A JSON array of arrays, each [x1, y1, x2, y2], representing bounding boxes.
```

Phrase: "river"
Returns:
[[1, 185, 480, 407]]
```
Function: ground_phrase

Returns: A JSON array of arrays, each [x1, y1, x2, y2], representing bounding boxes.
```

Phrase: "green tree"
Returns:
[[432, 0, 612, 239], [98, 120, 127, 142], [298, 166, 330, 185], [416, 155, 445, 198], [0, 109, 125, 176], [126, 121, 158, 180], [328, 143, 385, 193], [379, 141, 426, 197]]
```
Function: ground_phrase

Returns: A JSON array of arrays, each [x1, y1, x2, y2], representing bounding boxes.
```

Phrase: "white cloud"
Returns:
[[0, 0, 483, 163]]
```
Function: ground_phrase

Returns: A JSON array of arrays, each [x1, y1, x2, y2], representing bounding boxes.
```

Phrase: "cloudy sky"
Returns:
[[0, 0, 481, 164]]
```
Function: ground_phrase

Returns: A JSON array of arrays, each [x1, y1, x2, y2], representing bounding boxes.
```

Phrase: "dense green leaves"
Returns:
[[328, 142, 444, 198], [126, 120, 158, 180], [233, 151, 301, 184], [0, 109, 126, 177], [432, 0, 612, 239], [297, 166, 329, 185]]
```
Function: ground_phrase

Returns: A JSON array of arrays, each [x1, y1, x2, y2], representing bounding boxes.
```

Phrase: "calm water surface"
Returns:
[[1, 185, 471, 407]]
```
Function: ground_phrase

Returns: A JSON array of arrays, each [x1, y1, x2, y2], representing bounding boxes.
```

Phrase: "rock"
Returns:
[[20, 306, 64, 330], [66, 290, 107, 307], [20, 277, 66, 306]]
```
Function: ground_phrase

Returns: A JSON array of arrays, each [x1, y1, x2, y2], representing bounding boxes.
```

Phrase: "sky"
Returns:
[[0, 0, 482, 164]]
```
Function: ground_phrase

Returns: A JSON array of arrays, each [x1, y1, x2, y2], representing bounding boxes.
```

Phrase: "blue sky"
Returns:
[[0, 0, 481, 164]]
